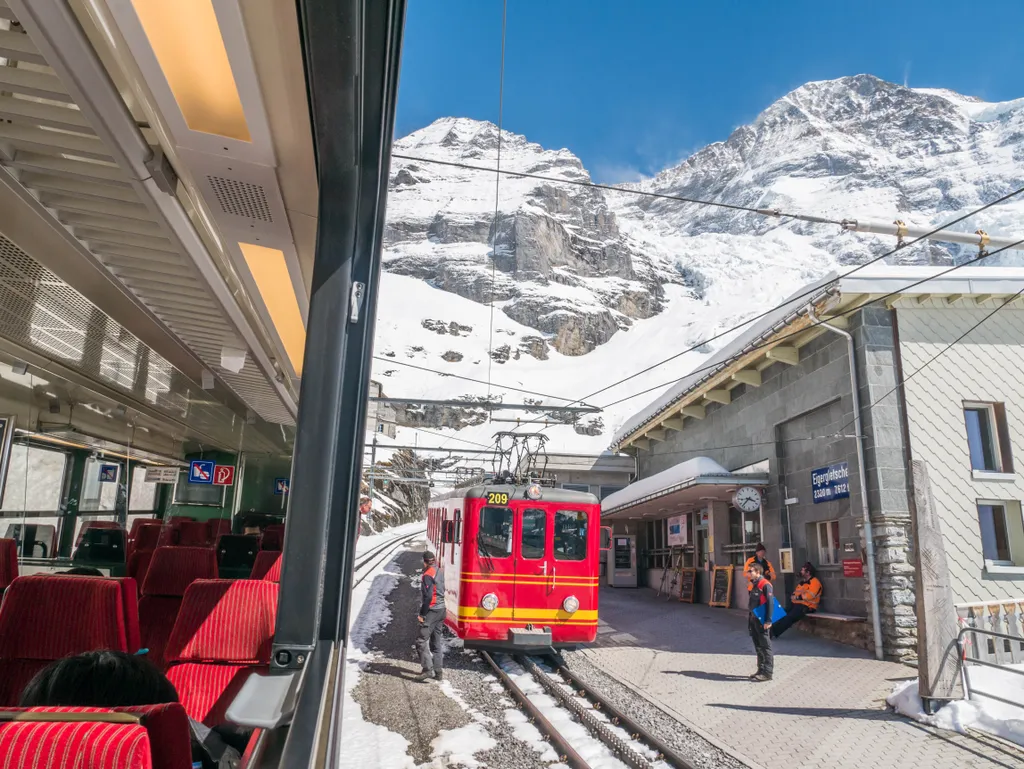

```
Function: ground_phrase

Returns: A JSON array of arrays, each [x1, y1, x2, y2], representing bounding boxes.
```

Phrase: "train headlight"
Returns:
[[525, 483, 542, 500], [480, 593, 499, 611], [562, 595, 580, 614]]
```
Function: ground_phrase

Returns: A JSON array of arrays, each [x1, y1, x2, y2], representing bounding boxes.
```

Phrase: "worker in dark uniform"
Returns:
[[747, 560, 774, 681], [415, 551, 445, 682], [771, 562, 823, 638]]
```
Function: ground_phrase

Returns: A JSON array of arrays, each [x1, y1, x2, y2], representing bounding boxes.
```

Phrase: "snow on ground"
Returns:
[[887, 664, 1024, 747], [337, 526, 425, 769]]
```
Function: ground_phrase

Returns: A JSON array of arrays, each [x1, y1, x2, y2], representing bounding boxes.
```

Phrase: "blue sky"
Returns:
[[396, 0, 1024, 182]]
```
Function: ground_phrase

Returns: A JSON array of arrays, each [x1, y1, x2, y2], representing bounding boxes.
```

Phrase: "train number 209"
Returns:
[[486, 492, 510, 505]]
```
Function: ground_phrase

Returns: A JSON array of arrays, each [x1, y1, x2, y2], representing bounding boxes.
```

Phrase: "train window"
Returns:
[[554, 510, 588, 561], [441, 519, 455, 543], [478, 506, 512, 558], [454, 510, 462, 543], [521, 508, 546, 559]]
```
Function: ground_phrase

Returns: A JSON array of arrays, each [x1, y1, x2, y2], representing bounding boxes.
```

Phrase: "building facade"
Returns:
[[544, 452, 635, 500], [609, 267, 1024, 661]]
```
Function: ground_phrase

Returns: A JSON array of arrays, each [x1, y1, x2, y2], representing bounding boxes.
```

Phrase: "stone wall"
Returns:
[[851, 307, 916, 662]]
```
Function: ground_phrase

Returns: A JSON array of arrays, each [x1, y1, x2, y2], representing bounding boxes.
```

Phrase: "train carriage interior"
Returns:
[[0, 0, 400, 766]]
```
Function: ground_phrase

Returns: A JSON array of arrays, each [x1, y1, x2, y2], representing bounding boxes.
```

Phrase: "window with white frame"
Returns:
[[964, 402, 1013, 473], [977, 500, 1023, 566], [816, 520, 841, 566]]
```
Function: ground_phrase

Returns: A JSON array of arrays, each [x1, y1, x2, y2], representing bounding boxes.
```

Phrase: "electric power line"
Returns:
[[392, 153, 846, 225], [599, 236, 1024, 412], [485, 0, 509, 407], [371, 355, 576, 402]]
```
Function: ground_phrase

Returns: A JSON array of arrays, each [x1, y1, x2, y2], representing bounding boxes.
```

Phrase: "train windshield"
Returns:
[[554, 510, 589, 560], [478, 506, 513, 557]]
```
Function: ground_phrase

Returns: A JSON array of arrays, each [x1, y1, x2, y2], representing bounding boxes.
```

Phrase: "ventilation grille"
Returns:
[[207, 176, 273, 222]]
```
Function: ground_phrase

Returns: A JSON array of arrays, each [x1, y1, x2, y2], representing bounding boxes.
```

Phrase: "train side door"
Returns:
[[511, 505, 548, 621], [547, 506, 596, 623]]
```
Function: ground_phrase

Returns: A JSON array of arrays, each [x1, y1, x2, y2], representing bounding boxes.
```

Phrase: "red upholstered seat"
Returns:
[[0, 538, 18, 590], [0, 576, 139, 706], [165, 579, 278, 725], [259, 525, 284, 551], [127, 550, 155, 596], [0, 717, 153, 769], [139, 548, 218, 670], [176, 521, 210, 547], [249, 551, 282, 582], [132, 523, 163, 553], [0, 705, 191, 769]]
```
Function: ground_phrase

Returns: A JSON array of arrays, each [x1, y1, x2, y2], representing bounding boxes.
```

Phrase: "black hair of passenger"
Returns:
[[61, 567, 104, 576], [19, 650, 180, 708]]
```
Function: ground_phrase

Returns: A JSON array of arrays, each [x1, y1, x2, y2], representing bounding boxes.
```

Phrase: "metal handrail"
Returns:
[[955, 626, 1024, 710]]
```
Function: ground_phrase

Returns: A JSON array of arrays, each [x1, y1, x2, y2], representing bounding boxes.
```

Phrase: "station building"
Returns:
[[606, 266, 1024, 661]]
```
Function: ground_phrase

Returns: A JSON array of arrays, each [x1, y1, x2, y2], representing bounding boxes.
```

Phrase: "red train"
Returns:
[[426, 481, 603, 650]]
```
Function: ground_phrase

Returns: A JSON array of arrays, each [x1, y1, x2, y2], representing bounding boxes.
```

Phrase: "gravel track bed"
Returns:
[[561, 650, 750, 769]]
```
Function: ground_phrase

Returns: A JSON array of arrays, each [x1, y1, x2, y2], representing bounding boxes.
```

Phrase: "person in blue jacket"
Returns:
[[747, 560, 774, 681]]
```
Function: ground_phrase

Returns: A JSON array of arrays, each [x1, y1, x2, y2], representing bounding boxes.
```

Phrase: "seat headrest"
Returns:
[[176, 521, 210, 547], [0, 538, 18, 589], [141, 547, 218, 597], [132, 523, 163, 552], [250, 551, 282, 582], [165, 579, 278, 665], [0, 576, 128, 660]]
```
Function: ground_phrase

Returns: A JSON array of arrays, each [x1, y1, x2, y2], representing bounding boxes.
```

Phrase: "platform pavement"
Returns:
[[585, 586, 1022, 769]]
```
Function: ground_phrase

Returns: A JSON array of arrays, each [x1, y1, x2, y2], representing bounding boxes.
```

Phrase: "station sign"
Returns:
[[811, 462, 850, 503], [189, 460, 214, 484], [274, 477, 289, 495], [213, 465, 235, 486], [98, 464, 118, 483], [842, 558, 864, 578], [144, 466, 179, 484]]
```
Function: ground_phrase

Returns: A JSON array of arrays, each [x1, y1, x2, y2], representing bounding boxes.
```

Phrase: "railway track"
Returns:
[[352, 528, 425, 587], [481, 650, 696, 769]]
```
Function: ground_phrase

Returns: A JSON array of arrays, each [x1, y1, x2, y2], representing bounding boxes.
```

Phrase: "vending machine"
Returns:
[[607, 534, 637, 588]]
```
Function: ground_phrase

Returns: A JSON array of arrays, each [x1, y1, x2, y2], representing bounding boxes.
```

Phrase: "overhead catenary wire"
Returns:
[[392, 153, 846, 225], [599, 236, 1024, 412], [371, 355, 577, 402], [484, 0, 508, 409], [500, 188, 1024, 435]]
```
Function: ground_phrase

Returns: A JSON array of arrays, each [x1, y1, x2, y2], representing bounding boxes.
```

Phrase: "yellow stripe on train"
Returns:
[[456, 606, 598, 621]]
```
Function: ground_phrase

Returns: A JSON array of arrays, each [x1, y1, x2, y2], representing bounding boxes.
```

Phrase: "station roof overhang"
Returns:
[[601, 457, 768, 521], [612, 265, 1024, 453]]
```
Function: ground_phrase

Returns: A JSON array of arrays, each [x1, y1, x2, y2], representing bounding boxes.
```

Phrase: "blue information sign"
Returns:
[[189, 460, 214, 484], [274, 478, 289, 495], [98, 464, 118, 483], [812, 462, 850, 503]]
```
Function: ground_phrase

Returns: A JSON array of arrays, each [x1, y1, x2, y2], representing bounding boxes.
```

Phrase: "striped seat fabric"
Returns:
[[0, 538, 18, 590], [139, 548, 218, 670], [165, 579, 278, 725], [207, 518, 231, 541], [0, 718, 152, 769], [0, 576, 139, 705], [249, 551, 281, 582]]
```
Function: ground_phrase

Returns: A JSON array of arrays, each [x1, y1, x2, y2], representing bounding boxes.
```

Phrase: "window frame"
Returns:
[[520, 507, 547, 560], [477, 505, 513, 559], [553, 509, 588, 562], [816, 519, 841, 566], [963, 401, 1014, 474], [976, 499, 1015, 566], [561, 483, 590, 494]]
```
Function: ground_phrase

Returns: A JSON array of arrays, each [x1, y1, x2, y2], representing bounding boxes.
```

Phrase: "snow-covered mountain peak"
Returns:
[[375, 75, 1024, 458]]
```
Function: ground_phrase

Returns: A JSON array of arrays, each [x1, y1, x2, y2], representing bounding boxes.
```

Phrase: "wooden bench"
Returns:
[[800, 612, 870, 650]]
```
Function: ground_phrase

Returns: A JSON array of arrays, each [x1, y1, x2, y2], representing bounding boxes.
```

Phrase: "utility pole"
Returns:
[[368, 435, 378, 507]]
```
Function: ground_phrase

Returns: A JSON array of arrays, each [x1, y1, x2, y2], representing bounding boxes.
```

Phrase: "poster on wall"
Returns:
[[667, 514, 688, 546]]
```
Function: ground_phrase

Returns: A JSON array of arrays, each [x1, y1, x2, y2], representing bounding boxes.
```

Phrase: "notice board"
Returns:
[[678, 568, 697, 603], [709, 566, 733, 607]]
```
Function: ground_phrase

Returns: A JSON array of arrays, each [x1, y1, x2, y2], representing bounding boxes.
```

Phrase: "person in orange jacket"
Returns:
[[771, 562, 823, 638], [744, 543, 776, 591]]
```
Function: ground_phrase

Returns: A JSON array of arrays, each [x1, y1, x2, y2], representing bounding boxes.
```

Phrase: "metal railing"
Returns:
[[956, 626, 1024, 710]]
